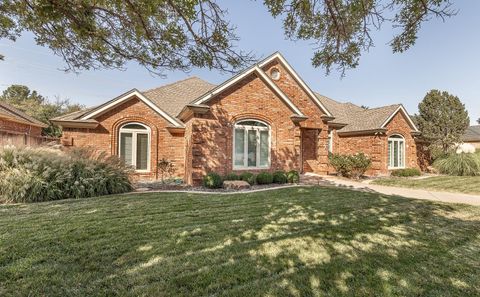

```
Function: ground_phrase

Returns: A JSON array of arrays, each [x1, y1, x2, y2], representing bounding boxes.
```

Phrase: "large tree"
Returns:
[[0, 85, 83, 137], [416, 90, 469, 154], [0, 0, 455, 75]]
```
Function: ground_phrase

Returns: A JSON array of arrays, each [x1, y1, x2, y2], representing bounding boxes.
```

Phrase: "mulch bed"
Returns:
[[133, 181, 298, 193]]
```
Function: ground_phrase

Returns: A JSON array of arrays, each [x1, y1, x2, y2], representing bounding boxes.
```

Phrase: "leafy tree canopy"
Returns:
[[416, 89, 469, 154], [0, 84, 84, 137], [0, 0, 455, 75]]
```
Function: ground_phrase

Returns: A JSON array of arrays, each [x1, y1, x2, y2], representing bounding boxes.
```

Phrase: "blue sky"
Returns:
[[0, 1, 479, 124]]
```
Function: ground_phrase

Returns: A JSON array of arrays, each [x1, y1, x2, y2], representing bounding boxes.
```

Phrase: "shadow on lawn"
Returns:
[[120, 188, 480, 296]]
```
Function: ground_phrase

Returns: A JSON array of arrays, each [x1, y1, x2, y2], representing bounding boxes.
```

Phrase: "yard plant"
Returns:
[[390, 168, 421, 177], [1, 187, 480, 296], [329, 152, 372, 179], [433, 152, 480, 176], [0, 146, 132, 203]]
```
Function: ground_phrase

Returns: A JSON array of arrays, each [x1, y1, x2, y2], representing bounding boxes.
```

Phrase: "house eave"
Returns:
[[0, 114, 48, 128], [166, 126, 186, 134], [50, 120, 99, 129], [178, 104, 210, 121], [337, 128, 387, 136], [290, 115, 308, 123]]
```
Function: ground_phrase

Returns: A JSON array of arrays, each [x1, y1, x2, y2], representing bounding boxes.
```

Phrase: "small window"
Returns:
[[233, 120, 270, 169], [119, 123, 151, 171], [327, 129, 333, 153], [388, 134, 405, 169], [270, 68, 281, 80]]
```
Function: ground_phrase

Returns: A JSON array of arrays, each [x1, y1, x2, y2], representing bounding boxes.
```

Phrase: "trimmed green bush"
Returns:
[[433, 153, 480, 176], [239, 172, 255, 185], [223, 173, 239, 181], [273, 170, 287, 184], [203, 172, 223, 188], [329, 152, 372, 179], [0, 146, 132, 203], [256, 172, 273, 184], [286, 170, 300, 183], [391, 168, 422, 177]]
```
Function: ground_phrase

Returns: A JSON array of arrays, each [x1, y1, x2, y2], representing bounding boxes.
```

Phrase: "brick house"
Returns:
[[462, 126, 480, 149], [51, 52, 425, 185], [0, 101, 47, 146]]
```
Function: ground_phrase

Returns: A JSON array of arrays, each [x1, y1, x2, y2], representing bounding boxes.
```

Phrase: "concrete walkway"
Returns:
[[313, 175, 480, 206]]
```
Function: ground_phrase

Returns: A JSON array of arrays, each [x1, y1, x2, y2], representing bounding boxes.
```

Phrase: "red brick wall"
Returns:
[[0, 118, 44, 147], [334, 111, 421, 175], [0, 119, 42, 135], [62, 97, 185, 180]]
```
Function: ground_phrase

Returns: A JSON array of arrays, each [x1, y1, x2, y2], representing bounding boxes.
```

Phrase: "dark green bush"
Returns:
[[0, 146, 132, 203], [256, 172, 273, 184], [239, 172, 255, 185], [286, 170, 300, 183], [391, 168, 421, 177], [203, 172, 223, 188], [329, 152, 372, 179], [433, 153, 480, 176], [272, 170, 287, 184], [223, 173, 239, 181]]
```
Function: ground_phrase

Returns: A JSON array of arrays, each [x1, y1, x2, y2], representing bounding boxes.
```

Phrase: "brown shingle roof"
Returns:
[[0, 101, 47, 127], [315, 93, 403, 133], [463, 125, 480, 142]]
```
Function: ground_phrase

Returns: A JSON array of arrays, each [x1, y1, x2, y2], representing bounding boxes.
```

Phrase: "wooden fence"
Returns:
[[0, 129, 59, 147]]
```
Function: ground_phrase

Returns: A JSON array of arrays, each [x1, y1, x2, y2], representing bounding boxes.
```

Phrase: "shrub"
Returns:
[[223, 173, 239, 181], [256, 172, 273, 184], [239, 172, 255, 185], [433, 153, 480, 176], [329, 152, 372, 179], [286, 170, 300, 183], [272, 170, 287, 184], [391, 168, 421, 177], [0, 146, 132, 203], [203, 172, 223, 189], [157, 158, 176, 184]]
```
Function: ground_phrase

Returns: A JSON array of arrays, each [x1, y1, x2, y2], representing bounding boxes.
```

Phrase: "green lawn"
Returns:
[[1, 187, 480, 296], [372, 176, 480, 195]]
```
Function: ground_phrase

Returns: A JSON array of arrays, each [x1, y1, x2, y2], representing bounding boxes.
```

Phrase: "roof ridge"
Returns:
[[142, 76, 214, 94]]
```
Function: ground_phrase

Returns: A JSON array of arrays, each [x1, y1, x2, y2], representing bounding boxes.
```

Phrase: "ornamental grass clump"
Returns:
[[0, 146, 133, 203], [433, 152, 480, 176]]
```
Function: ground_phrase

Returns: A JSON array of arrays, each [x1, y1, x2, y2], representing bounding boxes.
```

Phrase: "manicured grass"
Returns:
[[372, 176, 480, 195], [1, 187, 480, 296]]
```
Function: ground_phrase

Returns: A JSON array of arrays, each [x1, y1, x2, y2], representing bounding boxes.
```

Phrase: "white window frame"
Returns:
[[388, 134, 405, 169], [328, 129, 334, 153], [118, 122, 151, 172], [232, 120, 271, 170]]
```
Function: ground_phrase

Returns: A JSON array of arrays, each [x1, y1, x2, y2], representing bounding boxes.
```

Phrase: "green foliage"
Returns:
[[416, 90, 470, 154], [286, 170, 300, 183], [239, 172, 255, 185], [391, 168, 422, 177], [0, 1, 454, 75], [223, 173, 239, 181], [203, 173, 223, 189], [0, 85, 84, 137], [433, 153, 480, 176], [0, 146, 132, 203], [0, 1, 251, 75], [256, 172, 274, 185], [272, 170, 287, 184], [329, 153, 372, 179]]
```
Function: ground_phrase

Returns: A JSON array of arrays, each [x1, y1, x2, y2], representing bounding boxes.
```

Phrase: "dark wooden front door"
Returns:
[[301, 128, 319, 173]]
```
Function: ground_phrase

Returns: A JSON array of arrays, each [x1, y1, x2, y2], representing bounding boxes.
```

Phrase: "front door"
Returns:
[[301, 128, 319, 173]]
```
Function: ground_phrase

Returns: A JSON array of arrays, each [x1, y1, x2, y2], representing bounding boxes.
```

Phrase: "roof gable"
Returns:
[[0, 101, 47, 128]]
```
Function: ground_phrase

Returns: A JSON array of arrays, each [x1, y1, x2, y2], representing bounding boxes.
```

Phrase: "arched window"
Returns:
[[119, 123, 151, 171], [388, 134, 405, 169], [233, 119, 270, 169]]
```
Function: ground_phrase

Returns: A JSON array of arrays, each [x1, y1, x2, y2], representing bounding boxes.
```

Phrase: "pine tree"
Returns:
[[417, 90, 470, 153]]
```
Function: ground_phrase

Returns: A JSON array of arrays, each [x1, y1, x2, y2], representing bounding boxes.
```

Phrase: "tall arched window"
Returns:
[[119, 123, 151, 171], [388, 134, 405, 169], [233, 120, 270, 169]]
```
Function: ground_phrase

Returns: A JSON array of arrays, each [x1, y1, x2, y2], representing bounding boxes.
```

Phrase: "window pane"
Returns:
[[234, 128, 245, 166], [120, 132, 133, 166], [393, 141, 399, 167], [136, 133, 149, 170], [122, 123, 147, 130], [388, 141, 392, 167], [259, 130, 269, 167], [247, 129, 257, 167], [399, 141, 404, 167], [236, 120, 267, 127]]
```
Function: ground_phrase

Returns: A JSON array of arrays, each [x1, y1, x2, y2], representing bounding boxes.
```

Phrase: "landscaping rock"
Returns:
[[223, 180, 251, 190]]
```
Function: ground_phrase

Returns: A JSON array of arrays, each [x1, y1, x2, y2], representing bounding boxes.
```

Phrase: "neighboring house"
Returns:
[[462, 125, 480, 149], [51, 52, 425, 185], [0, 101, 47, 146]]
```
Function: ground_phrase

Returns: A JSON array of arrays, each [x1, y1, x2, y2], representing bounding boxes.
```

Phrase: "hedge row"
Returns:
[[203, 170, 300, 189]]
